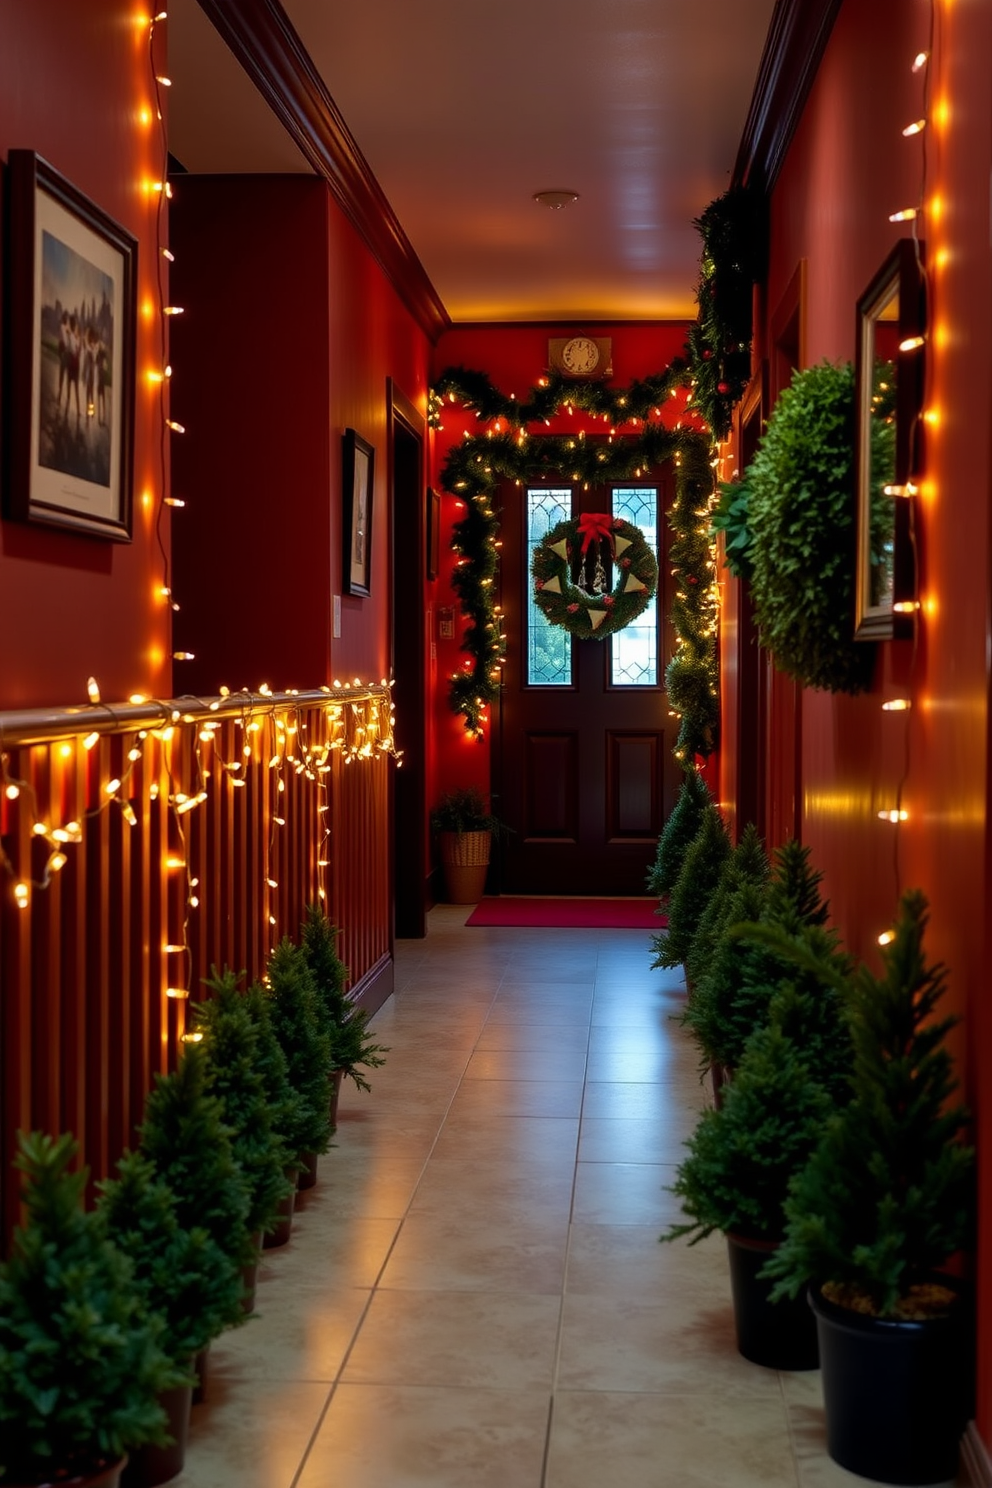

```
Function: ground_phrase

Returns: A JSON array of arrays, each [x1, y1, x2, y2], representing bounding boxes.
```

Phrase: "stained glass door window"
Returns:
[[526, 487, 572, 686], [611, 486, 659, 686]]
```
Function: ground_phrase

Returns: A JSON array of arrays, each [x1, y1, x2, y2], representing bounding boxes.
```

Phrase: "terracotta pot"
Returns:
[[726, 1233, 819, 1370], [296, 1150, 318, 1191], [240, 1230, 263, 1314], [329, 1067, 344, 1128], [5, 1458, 127, 1488], [121, 1380, 192, 1487], [263, 1168, 299, 1249], [439, 830, 490, 904]]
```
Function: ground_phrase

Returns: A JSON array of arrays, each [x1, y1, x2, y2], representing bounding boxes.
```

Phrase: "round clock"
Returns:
[[561, 335, 601, 375]]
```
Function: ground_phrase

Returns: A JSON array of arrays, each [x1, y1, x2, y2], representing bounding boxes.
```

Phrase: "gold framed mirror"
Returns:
[[853, 239, 925, 641]]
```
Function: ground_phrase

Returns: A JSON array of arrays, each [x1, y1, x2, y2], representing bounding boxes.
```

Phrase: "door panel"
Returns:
[[494, 473, 681, 895]]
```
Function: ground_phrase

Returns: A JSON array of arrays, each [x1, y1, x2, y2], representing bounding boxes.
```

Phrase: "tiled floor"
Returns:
[[174, 905, 962, 1487]]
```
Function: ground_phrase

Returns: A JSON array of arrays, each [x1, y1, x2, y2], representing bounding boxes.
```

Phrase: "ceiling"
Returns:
[[167, 0, 778, 324]]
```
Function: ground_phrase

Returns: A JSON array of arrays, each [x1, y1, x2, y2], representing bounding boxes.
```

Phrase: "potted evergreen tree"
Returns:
[[192, 968, 294, 1305], [665, 921, 852, 1369], [299, 906, 387, 1122], [651, 803, 731, 973], [0, 1132, 178, 1488], [761, 890, 975, 1485], [430, 787, 505, 904], [645, 765, 711, 900], [97, 1151, 240, 1487], [264, 939, 333, 1190], [243, 979, 304, 1249]]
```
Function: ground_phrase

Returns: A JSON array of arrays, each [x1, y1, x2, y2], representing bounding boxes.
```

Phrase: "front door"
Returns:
[[494, 473, 681, 894]]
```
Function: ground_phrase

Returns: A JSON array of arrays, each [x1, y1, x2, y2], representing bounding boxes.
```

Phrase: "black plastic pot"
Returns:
[[329, 1067, 344, 1129], [121, 1380, 192, 1487], [811, 1281, 972, 1485], [297, 1150, 318, 1191], [6, 1458, 127, 1487], [263, 1168, 298, 1249], [191, 1345, 209, 1406], [726, 1233, 819, 1370]]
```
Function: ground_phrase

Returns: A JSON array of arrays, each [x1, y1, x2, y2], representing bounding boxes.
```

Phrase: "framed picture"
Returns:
[[343, 427, 374, 596], [5, 151, 136, 541], [427, 487, 441, 580]]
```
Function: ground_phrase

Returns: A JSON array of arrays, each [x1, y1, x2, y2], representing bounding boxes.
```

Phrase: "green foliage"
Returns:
[[684, 823, 769, 989], [711, 474, 754, 580], [652, 805, 731, 969], [763, 890, 975, 1317], [265, 939, 333, 1159], [137, 1043, 254, 1279], [684, 186, 767, 439], [243, 980, 305, 1168], [665, 1026, 835, 1244], [194, 968, 293, 1234], [665, 436, 720, 761], [432, 364, 717, 744], [531, 516, 658, 639], [430, 787, 504, 837], [0, 1132, 177, 1483], [646, 767, 711, 898], [685, 840, 830, 1070], [97, 1150, 240, 1361], [747, 361, 874, 693], [300, 906, 388, 1093]]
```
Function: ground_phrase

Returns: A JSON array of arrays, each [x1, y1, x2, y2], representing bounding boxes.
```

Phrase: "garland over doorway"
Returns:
[[431, 365, 720, 763]]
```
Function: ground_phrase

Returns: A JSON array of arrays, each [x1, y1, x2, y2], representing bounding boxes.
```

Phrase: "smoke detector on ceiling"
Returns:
[[532, 190, 580, 210]]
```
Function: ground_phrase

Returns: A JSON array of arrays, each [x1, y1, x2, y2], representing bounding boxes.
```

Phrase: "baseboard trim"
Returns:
[[350, 952, 393, 1018], [962, 1423, 992, 1487]]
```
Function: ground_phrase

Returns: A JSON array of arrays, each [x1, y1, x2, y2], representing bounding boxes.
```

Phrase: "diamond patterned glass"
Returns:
[[611, 487, 658, 686], [527, 488, 572, 686]]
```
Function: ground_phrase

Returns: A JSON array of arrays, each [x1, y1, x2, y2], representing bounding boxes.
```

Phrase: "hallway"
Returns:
[[176, 907, 876, 1487]]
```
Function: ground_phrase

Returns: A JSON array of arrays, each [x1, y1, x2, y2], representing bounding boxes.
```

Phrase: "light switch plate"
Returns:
[[332, 594, 341, 639]]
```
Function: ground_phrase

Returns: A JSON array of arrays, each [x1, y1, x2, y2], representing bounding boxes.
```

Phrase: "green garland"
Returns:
[[434, 367, 719, 760], [532, 517, 658, 640]]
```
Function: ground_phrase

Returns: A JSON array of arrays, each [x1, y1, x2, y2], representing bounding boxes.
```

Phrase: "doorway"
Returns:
[[494, 473, 682, 894], [388, 381, 427, 937]]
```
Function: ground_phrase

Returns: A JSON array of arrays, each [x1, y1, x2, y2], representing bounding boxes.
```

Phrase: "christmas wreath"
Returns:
[[532, 514, 658, 639]]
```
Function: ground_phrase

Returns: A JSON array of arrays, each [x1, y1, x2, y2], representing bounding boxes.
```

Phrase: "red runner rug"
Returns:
[[465, 897, 668, 929]]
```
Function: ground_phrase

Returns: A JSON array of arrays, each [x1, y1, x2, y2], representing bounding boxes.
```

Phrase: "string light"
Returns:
[[882, 699, 912, 712]]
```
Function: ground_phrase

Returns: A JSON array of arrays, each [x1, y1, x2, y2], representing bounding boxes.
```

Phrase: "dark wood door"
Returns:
[[493, 474, 681, 894]]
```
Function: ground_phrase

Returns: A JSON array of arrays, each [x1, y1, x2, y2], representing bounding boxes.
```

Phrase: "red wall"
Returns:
[[169, 175, 431, 696], [754, 0, 992, 1438], [428, 324, 693, 815], [0, 1, 170, 709]]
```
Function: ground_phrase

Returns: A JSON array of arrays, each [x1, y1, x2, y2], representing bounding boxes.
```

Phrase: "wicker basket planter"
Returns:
[[439, 829, 490, 904]]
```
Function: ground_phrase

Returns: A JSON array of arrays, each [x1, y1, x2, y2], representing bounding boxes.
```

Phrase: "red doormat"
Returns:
[[465, 897, 668, 929]]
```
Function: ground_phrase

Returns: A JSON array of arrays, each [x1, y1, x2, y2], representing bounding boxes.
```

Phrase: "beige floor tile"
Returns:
[[409, 1156, 575, 1220], [175, 1380, 329, 1488], [296, 1383, 551, 1488], [329, 1110, 446, 1158], [342, 1288, 561, 1388], [578, 1113, 699, 1163], [582, 1080, 693, 1120], [586, 1024, 677, 1054], [464, 1044, 589, 1081], [475, 1021, 590, 1053], [205, 1284, 370, 1383], [446, 1076, 584, 1120], [294, 1153, 426, 1218], [546, 1390, 798, 1488], [565, 1222, 727, 1295], [378, 1211, 569, 1292], [556, 1291, 781, 1395], [430, 1112, 580, 1170], [584, 1045, 698, 1083], [572, 1160, 683, 1225], [257, 1212, 401, 1289]]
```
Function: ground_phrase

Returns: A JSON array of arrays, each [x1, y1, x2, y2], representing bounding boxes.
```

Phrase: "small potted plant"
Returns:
[[0, 1132, 179, 1488], [97, 1151, 239, 1487], [651, 803, 731, 973], [242, 978, 304, 1248], [299, 907, 388, 1122], [761, 890, 975, 1486], [264, 939, 333, 1189], [646, 765, 712, 901], [430, 787, 505, 904], [665, 921, 852, 1370], [193, 968, 295, 1302]]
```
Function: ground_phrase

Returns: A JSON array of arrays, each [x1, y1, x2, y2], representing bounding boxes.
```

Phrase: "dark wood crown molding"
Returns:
[[196, 0, 449, 342], [733, 0, 844, 195]]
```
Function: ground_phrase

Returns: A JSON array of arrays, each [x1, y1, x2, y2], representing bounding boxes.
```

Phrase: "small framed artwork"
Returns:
[[5, 151, 136, 541], [427, 487, 441, 580], [343, 427, 374, 596]]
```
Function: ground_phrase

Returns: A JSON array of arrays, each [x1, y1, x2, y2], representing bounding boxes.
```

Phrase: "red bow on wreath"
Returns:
[[577, 512, 619, 556]]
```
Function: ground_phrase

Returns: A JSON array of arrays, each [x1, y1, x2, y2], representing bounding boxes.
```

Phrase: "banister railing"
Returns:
[[0, 683, 396, 1237]]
